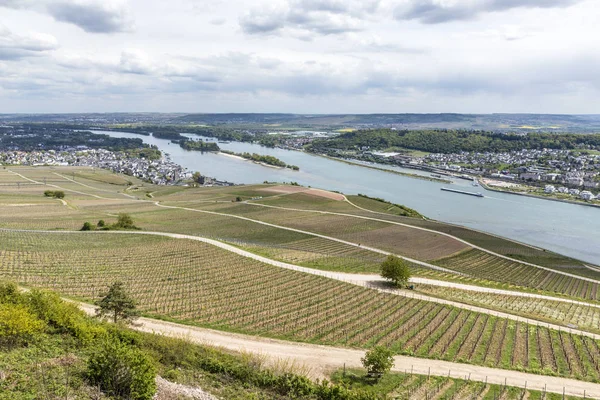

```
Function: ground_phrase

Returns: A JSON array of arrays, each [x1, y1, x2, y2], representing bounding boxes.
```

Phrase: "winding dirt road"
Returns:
[[73, 302, 600, 398]]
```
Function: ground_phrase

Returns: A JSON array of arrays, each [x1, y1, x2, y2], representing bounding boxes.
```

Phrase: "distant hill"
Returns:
[[2, 113, 600, 133]]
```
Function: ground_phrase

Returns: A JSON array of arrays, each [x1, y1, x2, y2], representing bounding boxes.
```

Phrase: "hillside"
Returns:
[[0, 166, 600, 398]]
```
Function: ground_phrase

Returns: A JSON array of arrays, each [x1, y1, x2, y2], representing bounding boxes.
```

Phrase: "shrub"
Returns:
[[0, 282, 21, 304], [81, 222, 93, 231], [97, 220, 105, 227], [361, 347, 394, 379], [0, 303, 45, 348], [87, 339, 156, 400]]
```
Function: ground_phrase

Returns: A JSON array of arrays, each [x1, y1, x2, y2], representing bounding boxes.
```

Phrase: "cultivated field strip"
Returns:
[[3, 230, 600, 382], [436, 249, 600, 301], [182, 201, 470, 261]]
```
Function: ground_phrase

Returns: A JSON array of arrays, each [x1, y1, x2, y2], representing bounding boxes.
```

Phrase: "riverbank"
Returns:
[[480, 179, 600, 209], [316, 154, 452, 184]]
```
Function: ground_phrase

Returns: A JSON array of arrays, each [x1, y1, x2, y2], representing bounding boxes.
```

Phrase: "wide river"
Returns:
[[93, 130, 600, 265]]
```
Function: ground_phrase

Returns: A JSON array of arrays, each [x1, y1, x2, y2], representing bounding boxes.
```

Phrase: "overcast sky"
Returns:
[[1, 0, 598, 113]]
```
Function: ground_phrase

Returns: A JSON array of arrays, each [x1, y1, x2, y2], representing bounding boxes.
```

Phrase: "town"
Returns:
[[0, 149, 192, 185]]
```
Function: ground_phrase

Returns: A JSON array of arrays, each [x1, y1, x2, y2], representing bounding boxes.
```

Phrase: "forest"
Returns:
[[308, 129, 600, 154]]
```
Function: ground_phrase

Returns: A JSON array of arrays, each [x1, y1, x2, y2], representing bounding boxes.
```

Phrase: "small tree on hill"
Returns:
[[115, 213, 137, 229], [81, 222, 93, 231], [380, 255, 411, 288], [361, 346, 394, 379], [96, 282, 139, 324]]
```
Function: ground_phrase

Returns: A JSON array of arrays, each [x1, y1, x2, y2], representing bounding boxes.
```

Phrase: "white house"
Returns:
[[544, 185, 556, 194]]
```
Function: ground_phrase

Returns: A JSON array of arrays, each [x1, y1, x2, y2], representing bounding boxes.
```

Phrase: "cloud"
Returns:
[[0, 24, 58, 60], [394, 0, 585, 24], [119, 50, 153, 75], [240, 0, 379, 37], [0, 0, 133, 34], [47, 1, 133, 33]]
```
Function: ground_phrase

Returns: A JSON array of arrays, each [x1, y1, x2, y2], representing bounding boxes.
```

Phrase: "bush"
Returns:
[[97, 220, 105, 227], [0, 303, 45, 348], [81, 222, 93, 231], [43, 190, 65, 199], [361, 347, 394, 379], [87, 338, 156, 400]]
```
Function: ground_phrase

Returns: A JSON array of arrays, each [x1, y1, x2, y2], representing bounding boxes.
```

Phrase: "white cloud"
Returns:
[[0, 24, 58, 60]]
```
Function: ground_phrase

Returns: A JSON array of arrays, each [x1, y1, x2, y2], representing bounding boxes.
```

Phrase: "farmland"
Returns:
[[417, 284, 600, 335], [3, 230, 600, 383], [435, 249, 600, 301]]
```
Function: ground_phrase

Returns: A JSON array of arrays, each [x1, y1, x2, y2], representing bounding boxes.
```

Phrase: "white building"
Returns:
[[544, 185, 556, 194], [580, 191, 595, 201]]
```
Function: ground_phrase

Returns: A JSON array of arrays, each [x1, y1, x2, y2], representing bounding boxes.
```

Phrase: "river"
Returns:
[[92, 130, 600, 265]]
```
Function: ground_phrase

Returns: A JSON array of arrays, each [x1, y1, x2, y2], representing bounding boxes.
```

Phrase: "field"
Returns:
[[416, 284, 600, 334], [333, 369, 586, 400], [435, 249, 600, 301], [167, 201, 470, 261], [2, 230, 600, 383]]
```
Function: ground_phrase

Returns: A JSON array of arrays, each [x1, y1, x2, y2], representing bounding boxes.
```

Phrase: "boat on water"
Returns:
[[472, 178, 479, 186], [441, 187, 484, 198], [431, 174, 443, 178]]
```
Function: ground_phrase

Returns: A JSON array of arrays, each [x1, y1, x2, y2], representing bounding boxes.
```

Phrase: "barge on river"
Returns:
[[441, 187, 484, 198]]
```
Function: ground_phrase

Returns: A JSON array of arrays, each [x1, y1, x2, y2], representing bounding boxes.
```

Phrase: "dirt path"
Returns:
[[246, 199, 600, 284], [73, 302, 600, 399], [153, 202, 461, 275], [52, 172, 137, 199]]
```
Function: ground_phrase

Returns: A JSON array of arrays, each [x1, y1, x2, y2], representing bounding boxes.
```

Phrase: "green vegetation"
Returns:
[[96, 282, 139, 324], [1, 231, 600, 382], [331, 368, 587, 400], [435, 249, 600, 301], [43, 190, 65, 199], [354, 194, 422, 218], [222, 150, 299, 170], [179, 139, 220, 152], [361, 346, 394, 378], [380, 256, 411, 288], [0, 282, 385, 399], [82, 214, 140, 232], [87, 338, 156, 399], [308, 129, 600, 154]]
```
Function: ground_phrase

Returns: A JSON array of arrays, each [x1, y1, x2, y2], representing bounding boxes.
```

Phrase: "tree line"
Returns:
[[308, 129, 600, 154]]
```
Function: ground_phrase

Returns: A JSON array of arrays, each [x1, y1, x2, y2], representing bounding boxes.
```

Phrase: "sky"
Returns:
[[0, 0, 598, 114]]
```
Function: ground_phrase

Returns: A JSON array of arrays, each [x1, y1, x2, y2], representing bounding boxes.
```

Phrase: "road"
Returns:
[[74, 303, 600, 398]]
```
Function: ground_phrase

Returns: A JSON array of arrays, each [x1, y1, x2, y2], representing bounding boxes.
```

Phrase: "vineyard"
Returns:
[[170, 201, 471, 261], [2, 230, 600, 382], [435, 249, 600, 301], [417, 284, 600, 335], [334, 369, 587, 400]]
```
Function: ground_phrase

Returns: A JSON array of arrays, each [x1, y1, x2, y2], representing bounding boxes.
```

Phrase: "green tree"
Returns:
[[115, 213, 135, 229], [87, 338, 156, 400], [96, 282, 139, 324], [97, 219, 105, 227], [361, 346, 394, 379], [0, 304, 45, 348], [380, 255, 411, 288], [53, 190, 65, 199], [81, 222, 93, 231]]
